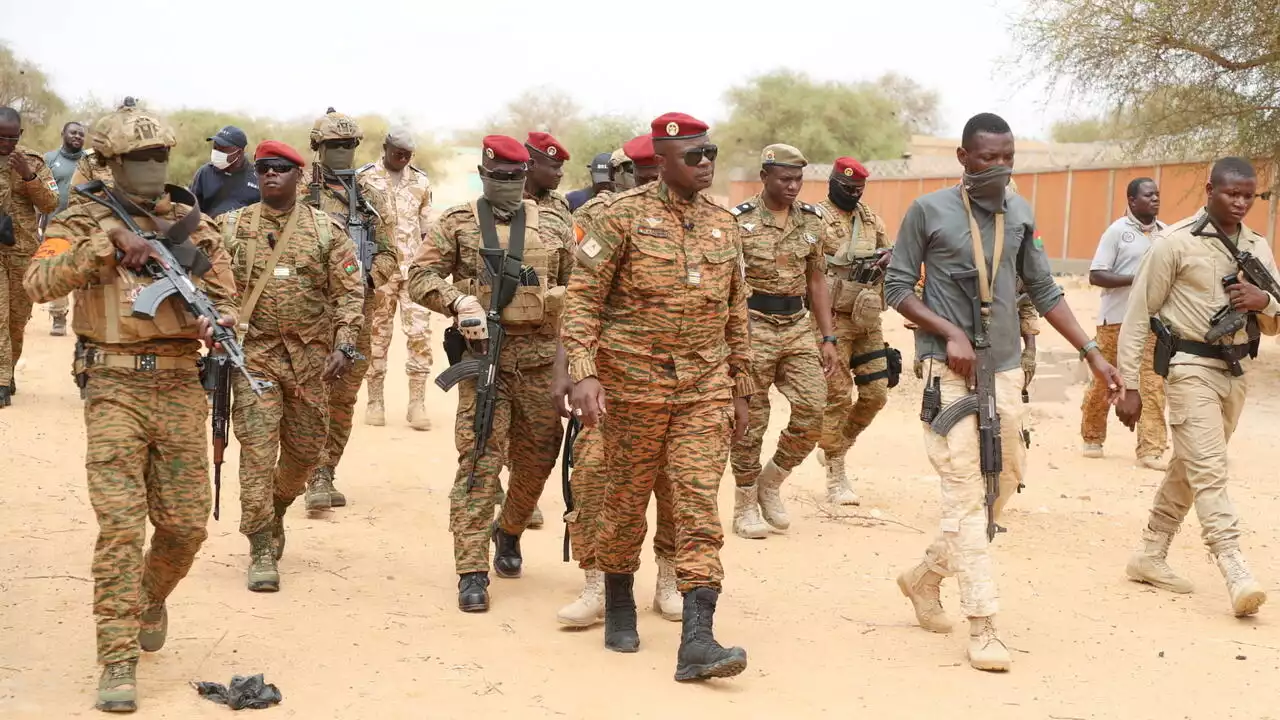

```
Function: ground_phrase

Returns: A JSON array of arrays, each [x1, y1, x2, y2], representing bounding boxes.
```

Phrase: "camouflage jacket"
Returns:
[[358, 160, 432, 274], [731, 192, 828, 302], [1, 145, 59, 255], [562, 181, 755, 403], [301, 167, 399, 289]]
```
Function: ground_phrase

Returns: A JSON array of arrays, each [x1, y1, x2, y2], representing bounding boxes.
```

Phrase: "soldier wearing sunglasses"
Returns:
[[218, 141, 366, 594], [300, 109, 399, 514]]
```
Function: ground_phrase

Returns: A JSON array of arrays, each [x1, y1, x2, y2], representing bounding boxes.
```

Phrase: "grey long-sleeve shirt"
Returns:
[[884, 185, 1063, 373]]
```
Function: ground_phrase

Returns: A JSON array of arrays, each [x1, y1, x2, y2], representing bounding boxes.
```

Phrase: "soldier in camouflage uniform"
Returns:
[[556, 133, 683, 627], [814, 157, 892, 505], [300, 109, 400, 511], [728, 144, 840, 539], [564, 113, 751, 681], [24, 103, 238, 712], [406, 135, 571, 613], [0, 106, 60, 406], [221, 141, 366, 592], [362, 128, 434, 431]]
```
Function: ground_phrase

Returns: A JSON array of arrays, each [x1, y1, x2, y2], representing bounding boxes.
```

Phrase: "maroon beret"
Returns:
[[483, 135, 530, 164], [622, 134, 657, 166], [651, 112, 708, 141], [254, 140, 306, 167], [833, 157, 870, 180], [526, 131, 570, 162]]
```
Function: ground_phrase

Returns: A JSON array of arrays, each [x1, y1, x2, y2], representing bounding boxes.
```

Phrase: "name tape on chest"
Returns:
[[273, 266, 292, 278]]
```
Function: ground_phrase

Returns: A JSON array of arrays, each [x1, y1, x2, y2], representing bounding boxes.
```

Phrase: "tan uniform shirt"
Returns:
[[732, 193, 827, 302], [359, 160, 431, 276]]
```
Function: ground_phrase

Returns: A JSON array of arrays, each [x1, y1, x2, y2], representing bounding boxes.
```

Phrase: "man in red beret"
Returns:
[[814, 156, 894, 507], [407, 134, 572, 613], [562, 112, 751, 681], [554, 130, 682, 629], [218, 140, 366, 592]]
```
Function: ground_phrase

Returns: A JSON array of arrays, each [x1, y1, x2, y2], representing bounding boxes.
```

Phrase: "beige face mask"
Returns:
[[116, 159, 169, 198], [320, 145, 356, 171]]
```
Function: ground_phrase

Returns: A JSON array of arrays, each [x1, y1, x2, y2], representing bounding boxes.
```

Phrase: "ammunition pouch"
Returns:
[[443, 326, 467, 366], [455, 277, 547, 333], [850, 344, 902, 388]]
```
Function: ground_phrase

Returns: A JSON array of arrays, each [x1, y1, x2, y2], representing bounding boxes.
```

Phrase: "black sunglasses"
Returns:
[[255, 160, 298, 175], [324, 139, 359, 150], [683, 144, 718, 167], [480, 167, 526, 182]]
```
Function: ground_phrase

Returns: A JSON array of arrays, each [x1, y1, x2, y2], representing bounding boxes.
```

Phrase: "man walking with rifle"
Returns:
[[406, 135, 571, 613], [301, 109, 400, 512], [23, 102, 240, 712], [884, 113, 1121, 672], [815, 156, 895, 506], [219, 140, 366, 592], [1115, 157, 1278, 618]]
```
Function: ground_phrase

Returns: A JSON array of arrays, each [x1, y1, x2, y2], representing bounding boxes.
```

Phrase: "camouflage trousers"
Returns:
[[232, 350, 329, 536], [567, 425, 675, 570], [320, 295, 374, 470], [819, 314, 890, 457], [0, 252, 33, 385], [368, 271, 433, 381], [730, 314, 826, 486], [450, 361, 562, 574], [1081, 324, 1167, 457], [919, 366, 1026, 618], [84, 367, 211, 664], [1146, 364, 1245, 553], [599, 400, 731, 593]]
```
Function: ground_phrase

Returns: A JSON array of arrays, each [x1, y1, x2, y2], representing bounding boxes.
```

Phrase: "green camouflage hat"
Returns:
[[90, 100, 176, 159], [761, 143, 807, 168]]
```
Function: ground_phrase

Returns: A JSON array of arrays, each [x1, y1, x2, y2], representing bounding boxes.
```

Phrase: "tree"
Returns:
[[0, 43, 66, 126], [717, 70, 939, 169], [1014, 0, 1280, 173]]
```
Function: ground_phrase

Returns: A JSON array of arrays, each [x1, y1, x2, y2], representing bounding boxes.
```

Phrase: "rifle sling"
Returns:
[[237, 203, 303, 332], [959, 189, 1004, 307], [103, 185, 210, 275], [475, 198, 526, 312]]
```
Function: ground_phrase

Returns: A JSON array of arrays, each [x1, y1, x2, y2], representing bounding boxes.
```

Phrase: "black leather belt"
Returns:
[[747, 293, 805, 315], [1176, 338, 1253, 363]]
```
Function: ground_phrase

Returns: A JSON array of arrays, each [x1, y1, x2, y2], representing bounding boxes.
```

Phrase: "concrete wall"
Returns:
[[729, 161, 1280, 263]]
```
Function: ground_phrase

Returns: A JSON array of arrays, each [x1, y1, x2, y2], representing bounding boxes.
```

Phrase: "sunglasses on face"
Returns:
[[254, 160, 298, 175], [121, 148, 170, 163], [683, 144, 718, 167], [324, 139, 359, 150], [480, 167, 526, 182]]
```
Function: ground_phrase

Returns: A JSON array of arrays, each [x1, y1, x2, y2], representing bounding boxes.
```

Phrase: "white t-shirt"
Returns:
[[1090, 215, 1166, 325]]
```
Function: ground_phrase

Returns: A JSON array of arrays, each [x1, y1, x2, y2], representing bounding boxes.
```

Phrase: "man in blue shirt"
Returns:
[[565, 152, 615, 212], [189, 126, 260, 217]]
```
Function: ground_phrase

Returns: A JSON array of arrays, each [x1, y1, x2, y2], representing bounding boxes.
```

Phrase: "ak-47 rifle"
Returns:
[[930, 268, 1005, 542], [561, 417, 581, 562], [334, 169, 378, 290], [1193, 213, 1280, 346], [208, 355, 232, 520]]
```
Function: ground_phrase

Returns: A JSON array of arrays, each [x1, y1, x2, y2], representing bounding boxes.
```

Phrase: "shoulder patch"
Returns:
[[32, 235, 73, 260], [731, 201, 756, 217]]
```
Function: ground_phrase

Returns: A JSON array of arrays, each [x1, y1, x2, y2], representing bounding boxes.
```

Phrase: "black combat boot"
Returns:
[[458, 572, 490, 613], [674, 587, 747, 681], [491, 523, 523, 578], [0, 386, 9, 408], [604, 573, 639, 652]]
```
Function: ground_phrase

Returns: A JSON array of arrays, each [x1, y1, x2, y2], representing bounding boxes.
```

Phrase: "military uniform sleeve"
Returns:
[[808, 220, 829, 274], [885, 201, 927, 308], [17, 152, 59, 215], [326, 220, 366, 348], [22, 212, 114, 302], [192, 218, 240, 323], [1015, 220, 1064, 315], [561, 208, 629, 382], [405, 213, 461, 315], [1117, 237, 1177, 388], [553, 213, 575, 288], [725, 224, 756, 397], [873, 211, 890, 250], [1247, 234, 1280, 337], [363, 182, 400, 285]]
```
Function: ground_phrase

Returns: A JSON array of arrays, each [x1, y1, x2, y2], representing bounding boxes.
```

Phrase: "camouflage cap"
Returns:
[[609, 147, 630, 167], [310, 108, 364, 144], [761, 143, 806, 168], [385, 126, 416, 151], [89, 101, 176, 159]]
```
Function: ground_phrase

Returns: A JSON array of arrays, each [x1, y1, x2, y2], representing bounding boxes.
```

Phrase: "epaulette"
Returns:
[[731, 201, 756, 217], [440, 202, 474, 219], [409, 165, 429, 179], [356, 162, 376, 174], [799, 202, 822, 217]]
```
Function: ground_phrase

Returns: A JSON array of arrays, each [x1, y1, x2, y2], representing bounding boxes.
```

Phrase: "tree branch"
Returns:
[[1153, 34, 1280, 72]]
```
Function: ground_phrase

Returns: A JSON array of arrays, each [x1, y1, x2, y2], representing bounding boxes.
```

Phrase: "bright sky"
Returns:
[[4, 0, 1065, 142]]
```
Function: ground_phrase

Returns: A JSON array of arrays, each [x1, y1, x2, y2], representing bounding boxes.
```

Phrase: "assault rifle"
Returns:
[[929, 268, 1005, 542], [1192, 213, 1280, 345], [206, 355, 232, 520], [334, 169, 378, 289], [72, 182, 272, 397]]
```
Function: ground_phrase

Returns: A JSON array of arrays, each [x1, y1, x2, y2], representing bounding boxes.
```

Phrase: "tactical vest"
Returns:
[[827, 206, 885, 324], [451, 201, 564, 335], [71, 203, 202, 344]]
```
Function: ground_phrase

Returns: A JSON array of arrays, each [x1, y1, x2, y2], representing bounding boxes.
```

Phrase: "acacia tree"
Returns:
[[1014, 0, 1280, 172]]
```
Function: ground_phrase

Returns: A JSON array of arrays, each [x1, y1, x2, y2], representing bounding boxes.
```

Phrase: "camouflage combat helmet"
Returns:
[[309, 107, 364, 147], [90, 97, 176, 159]]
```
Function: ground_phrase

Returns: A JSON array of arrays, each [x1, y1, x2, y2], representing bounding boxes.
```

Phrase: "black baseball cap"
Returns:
[[207, 126, 248, 149], [588, 152, 612, 183]]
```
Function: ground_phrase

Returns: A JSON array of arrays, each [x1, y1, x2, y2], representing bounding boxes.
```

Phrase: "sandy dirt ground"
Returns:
[[2, 276, 1279, 719]]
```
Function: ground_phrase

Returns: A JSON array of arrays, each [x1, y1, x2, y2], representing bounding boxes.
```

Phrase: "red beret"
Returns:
[[526, 131, 570, 162], [483, 135, 530, 165], [651, 112, 708, 141], [622, 134, 657, 166], [254, 140, 306, 167], [833, 157, 869, 180]]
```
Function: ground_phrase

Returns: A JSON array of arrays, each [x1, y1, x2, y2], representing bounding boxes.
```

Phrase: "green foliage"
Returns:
[[0, 43, 65, 126], [717, 70, 941, 169], [1015, 0, 1280, 174]]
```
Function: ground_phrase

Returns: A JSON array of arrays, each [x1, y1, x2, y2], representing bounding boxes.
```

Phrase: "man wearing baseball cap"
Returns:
[[566, 151, 616, 212], [189, 124, 260, 218]]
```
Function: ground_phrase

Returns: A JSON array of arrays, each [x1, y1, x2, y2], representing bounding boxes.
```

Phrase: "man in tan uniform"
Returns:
[[24, 103, 238, 711], [815, 156, 893, 505], [362, 128, 434, 430], [1116, 157, 1274, 618], [728, 144, 839, 538], [0, 105, 60, 405], [301, 109, 399, 511], [221, 140, 366, 592]]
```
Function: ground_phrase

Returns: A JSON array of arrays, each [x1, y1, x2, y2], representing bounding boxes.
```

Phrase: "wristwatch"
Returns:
[[1078, 339, 1099, 360], [821, 335, 838, 345], [337, 343, 364, 362]]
